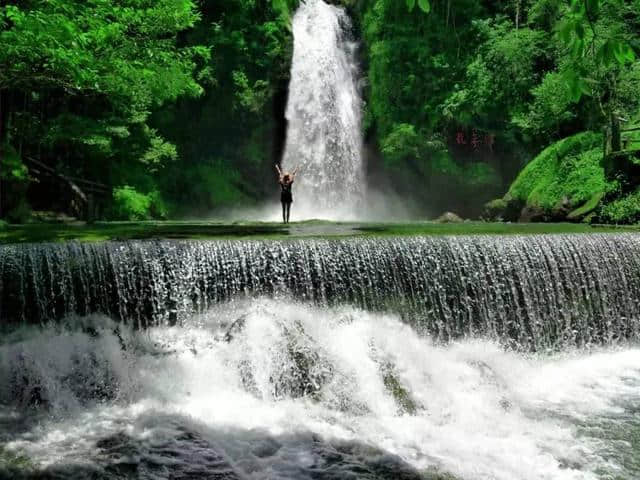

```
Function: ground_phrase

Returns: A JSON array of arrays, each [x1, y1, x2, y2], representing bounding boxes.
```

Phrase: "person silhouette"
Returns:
[[275, 164, 300, 224]]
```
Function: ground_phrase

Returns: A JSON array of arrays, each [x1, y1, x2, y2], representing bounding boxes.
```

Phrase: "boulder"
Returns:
[[483, 198, 508, 221], [482, 194, 524, 222], [518, 205, 546, 223], [551, 195, 571, 220], [435, 212, 463, 223]]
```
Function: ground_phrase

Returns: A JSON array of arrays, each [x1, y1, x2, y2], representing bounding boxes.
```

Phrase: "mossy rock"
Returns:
[[507, 132, 610, 221], [382, 362, 419, 415], [483, 198, 508, 220], [0, 446, 34, 475], [568, 191, 604, 220]]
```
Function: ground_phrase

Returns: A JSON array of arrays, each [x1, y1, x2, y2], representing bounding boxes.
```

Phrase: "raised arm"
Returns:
[[275, 164, 283, 181], [292, 165, 300, 179]]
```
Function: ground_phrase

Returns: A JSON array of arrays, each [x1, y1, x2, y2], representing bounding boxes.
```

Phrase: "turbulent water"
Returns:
[[2, 234, 640, 479], [1, 299, 639, 480], [280, 0, 365, 218], [3, 234, 640, 350]]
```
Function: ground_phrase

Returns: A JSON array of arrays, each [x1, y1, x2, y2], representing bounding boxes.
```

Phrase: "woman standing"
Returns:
[[275, 164, 299, 224]]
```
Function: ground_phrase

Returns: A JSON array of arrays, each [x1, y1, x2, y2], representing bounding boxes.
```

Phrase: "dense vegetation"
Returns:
[[0, 0, 296, 221], [1, 0, 639, 222], [353, 0, 639, 218]]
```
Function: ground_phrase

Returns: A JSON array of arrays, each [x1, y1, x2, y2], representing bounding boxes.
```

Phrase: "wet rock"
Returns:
[[435, 212, 463, 223], [483, 198, 508, 221], [381, 362, 419, 415], [483, 193, 525, 222], [223, 315, 247, 342], [310, 438, 456, 480], [518, 204, 546, 222], [551, 195, 572, 220], [270, 323, 334, 400], [96, 428, 241, 480]]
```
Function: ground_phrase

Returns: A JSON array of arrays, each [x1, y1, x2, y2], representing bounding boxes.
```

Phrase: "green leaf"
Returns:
[[406, 0, 416, 12], [571, 38, 584, 57], [570, 0, 585, 14], [585, 0, 599, 17], [557, 20, 574, 43], [622, 44, 636, 62], [417, 0, 430, 14], [612, 42, 636, 65], [564, 70, 584, 102]]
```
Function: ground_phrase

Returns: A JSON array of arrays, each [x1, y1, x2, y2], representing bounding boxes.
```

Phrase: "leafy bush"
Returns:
[[6, 202, 32, 224], [112, 186, 166, 221], [1, 145, 31, 223], [599, 188, 640, 224], [380, 123, 423, 166], [189, 162, 250, 209]]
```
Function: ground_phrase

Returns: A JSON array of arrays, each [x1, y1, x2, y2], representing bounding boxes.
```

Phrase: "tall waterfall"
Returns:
[[3, 234, 640, 350], [281, 0, 365, 218]]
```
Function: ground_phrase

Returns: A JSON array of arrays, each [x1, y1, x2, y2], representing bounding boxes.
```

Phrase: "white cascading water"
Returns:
[[1, 299, 640, 479], [281, 0, 366, 219]]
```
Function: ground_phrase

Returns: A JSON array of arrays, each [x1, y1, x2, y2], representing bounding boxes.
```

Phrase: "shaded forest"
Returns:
[[1, 0, 639, 222]]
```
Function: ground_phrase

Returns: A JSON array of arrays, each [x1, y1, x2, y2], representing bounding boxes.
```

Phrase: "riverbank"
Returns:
[[1, 220, 639, 244]]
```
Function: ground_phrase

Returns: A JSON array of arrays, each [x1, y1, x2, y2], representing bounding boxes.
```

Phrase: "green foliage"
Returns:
[[508, 132, 607, 210], [112, 186, 167, 221], [406, 0, 430, 14], [1, 145, 31, 221], [599, 187, 640, 224], [511, 72, 576, 137], [1, 0, 639, 223], [0, 146, 28, 182], [380, 123, 423, 166], [6, 199, 32, 224], [465, 163, 501, 187], [166, 161, 250, 216], [556, 0, 637, 103], [155, 0, 296, 215], [443, 21, 548, 129], [0, 0, 205, 218]]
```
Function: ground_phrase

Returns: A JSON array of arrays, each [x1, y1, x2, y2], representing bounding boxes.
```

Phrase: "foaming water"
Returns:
[[281, 0, 365, 219], [1, 299, 639, 479]]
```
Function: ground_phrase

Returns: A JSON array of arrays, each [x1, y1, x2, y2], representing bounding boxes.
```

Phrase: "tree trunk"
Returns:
[[611, 113, 621, 153], [446, 0, 451, 28], [0, 90, 4, 218]]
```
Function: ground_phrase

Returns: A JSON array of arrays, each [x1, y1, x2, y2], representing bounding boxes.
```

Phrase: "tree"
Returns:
[[0, 0, 207, 218]]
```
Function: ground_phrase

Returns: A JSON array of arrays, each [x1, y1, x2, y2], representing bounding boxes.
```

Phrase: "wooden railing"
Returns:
[[606, 116, 640, 156], [24, 157, 110, 221]]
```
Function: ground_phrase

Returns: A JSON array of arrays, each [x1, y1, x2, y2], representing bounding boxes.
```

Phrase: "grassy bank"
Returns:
[[1, 220, 638, 245]]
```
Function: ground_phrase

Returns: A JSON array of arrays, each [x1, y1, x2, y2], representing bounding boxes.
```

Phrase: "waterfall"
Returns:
[[281, 0, 365, 218], [3, 234, 640, 350], [3, 236, 640, 479], [2, 299, 640, 479]]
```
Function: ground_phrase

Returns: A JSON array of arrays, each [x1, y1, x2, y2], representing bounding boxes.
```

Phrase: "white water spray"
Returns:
[[281, 0, 366, 219], [2, 299, 640, 479]]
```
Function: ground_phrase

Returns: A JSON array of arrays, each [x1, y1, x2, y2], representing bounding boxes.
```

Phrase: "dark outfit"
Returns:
[[280, 180, 293, 223], [280, 181, 293, 204]]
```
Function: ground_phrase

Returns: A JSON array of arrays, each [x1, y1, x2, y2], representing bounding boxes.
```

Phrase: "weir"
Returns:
[[2, 234, 640, 350]]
